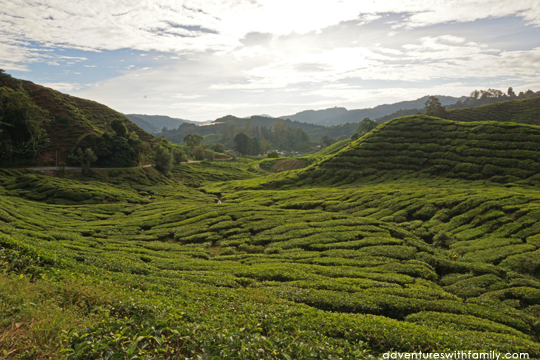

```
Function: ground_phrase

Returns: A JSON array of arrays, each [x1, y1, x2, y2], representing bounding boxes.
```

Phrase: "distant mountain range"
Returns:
[[279, 95, 466, 125], [126, 96, 466, 133], [124, 114, 207, 133]]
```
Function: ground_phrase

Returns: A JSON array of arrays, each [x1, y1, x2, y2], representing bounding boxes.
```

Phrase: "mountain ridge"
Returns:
[[124, 114, 207, 133], [279, 95, 466, 125]]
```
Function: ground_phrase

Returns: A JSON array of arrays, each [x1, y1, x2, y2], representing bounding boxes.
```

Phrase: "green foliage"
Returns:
[[3, 120, 540, 357], [425, 96, 448, 118], [288, 115, 540, 187], [110, 119, 128, 137], [234, 133, 261, 155], [204, 149, 215, 161], [447, 96, 540, 125], [153, 145, 173, 174], [267, 151, 279, 158], [210, 142, 225, 153], [71, 130, 148, 168], [0, 70, 155, 167], [0, 85, 51, 165], [352, 118, 378, 140], [183, 133, 203, 150], [164, 116, 314, 153], [192, 145, 205, 160], [70, 148, 97, 176], [321, 135, 337, 147], [172, 147, 187, 165]]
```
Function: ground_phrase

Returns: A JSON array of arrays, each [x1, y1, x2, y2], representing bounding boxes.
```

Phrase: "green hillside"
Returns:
[[160, 115, 358, 151], [447, 96, 540, 125], [0, 71, 155, 167], [290, 115, 540, 187], [3, 160, 540, 358], [3, 96, 540, 358]]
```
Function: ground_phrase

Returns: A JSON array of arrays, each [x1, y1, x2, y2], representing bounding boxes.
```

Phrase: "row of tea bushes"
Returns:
[[287, 116, 540, 186]]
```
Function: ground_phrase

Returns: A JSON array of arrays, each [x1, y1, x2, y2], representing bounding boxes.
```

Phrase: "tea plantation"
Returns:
[[2, 117, 540, 359]]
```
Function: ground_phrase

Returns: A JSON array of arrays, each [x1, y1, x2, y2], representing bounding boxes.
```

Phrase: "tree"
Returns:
[[172, 148, 187, 164], [204, 149, 215, 161], [225, 124, 237, 139], [425, 96, 448, 118], [508, 87, 516, 98], [192, 146, 205, 160], [268, 151, 279, 158], [260, 138, 272, 153], [153, 145, 173, 174], [0, 86, 51, 163], [234, 133, 250, 155], [321, 135, 336, 147], [70, 147, 97, 176], [183, 133, 203, 150], [111, 119, 128, 137], [210, 142, 225, 153], [351, 118, 378, 140]]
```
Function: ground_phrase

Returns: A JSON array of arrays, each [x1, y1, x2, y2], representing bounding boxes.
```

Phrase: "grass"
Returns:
[[2, 115, 540, 358]]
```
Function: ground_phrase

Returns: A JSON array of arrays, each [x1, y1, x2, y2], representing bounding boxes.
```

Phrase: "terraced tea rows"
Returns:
[[2, 167, 540, 358], [2, 114, 540, 358], [293, 116, 540, 186], [447, 97, 540, 125]]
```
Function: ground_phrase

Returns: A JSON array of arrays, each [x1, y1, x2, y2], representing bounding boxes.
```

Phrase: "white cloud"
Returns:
[[3, 0, 540, 120], [173, 94, 205, 99], [41, 82, 83, 91], [2, 0, 539, 64]]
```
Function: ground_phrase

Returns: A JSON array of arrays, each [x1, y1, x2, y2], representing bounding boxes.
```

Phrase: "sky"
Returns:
[[1, 0, 540, 122]]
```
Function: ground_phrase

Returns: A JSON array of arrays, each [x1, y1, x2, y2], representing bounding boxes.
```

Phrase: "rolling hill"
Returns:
[[3, 73, 540, 358], [0, 71, 157, 167], [447, 96, 540, 125], [290, 115, 540, 187], [123, 114, 160, 133]]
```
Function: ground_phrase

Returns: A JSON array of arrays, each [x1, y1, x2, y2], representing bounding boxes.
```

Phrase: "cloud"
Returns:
[[2, 1, 539, 60], [3, 0, 540, 120], [173, 94, 205, 99], [41, 82, 83, 91]]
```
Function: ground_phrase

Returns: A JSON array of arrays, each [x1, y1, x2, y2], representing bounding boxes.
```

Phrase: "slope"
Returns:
[[124, 114, 160, 133], [447, 96, 540, 125], [2, 163, 540, 358], [0, 71, 155, 166], [284, 115, 540, 187]]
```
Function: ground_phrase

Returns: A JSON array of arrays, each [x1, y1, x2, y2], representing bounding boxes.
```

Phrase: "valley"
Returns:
[[2, 112, 540, 358]]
